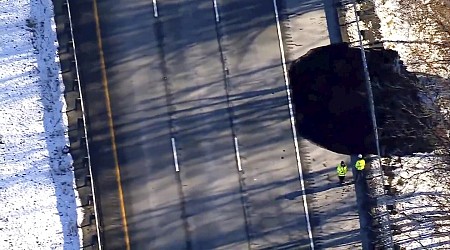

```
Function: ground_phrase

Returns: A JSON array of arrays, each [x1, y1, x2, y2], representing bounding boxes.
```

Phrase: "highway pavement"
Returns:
[[218, 0, 311, 248], [71, 0, 313, 249], [156, 1, 248, 249], [95, 1, 189, 249]]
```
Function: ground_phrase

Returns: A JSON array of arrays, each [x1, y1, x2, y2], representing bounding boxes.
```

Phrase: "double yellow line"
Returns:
[[92, 0, 131, 249]]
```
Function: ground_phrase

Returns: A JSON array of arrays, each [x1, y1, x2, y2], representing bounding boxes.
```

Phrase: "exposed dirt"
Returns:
[[289, 43, 438, 155]]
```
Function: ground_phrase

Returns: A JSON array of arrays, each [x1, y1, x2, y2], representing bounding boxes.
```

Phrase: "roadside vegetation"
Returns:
[[341, 0, 450, 248]]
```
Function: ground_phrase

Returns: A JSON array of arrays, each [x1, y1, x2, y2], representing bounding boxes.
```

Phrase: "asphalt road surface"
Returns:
[[72, 0, 312, 249]]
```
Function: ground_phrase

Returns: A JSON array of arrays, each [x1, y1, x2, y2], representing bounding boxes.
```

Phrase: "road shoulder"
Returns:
[[279, 0, 362, 248]]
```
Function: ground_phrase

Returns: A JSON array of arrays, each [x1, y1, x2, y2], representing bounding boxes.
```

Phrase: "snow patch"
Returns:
[[0, 0, 82, 249], [343, 0, 450, 248], [387, 155, 450, 249]]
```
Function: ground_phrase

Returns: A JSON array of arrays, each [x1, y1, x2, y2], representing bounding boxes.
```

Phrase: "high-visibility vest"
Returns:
[[337, 164, 347, 176], [355, 159, 365, 170]]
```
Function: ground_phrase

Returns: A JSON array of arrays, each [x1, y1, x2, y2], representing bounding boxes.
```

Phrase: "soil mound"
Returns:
[[289, 43, 436, 155]]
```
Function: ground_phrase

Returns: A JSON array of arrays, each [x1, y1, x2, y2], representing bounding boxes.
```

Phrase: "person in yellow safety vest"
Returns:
[[337, 161, 348, 184], [355, 154, 366, 181]]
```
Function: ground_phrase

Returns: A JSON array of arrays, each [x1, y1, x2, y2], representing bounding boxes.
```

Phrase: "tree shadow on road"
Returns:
[[68, 0, 348, 249]]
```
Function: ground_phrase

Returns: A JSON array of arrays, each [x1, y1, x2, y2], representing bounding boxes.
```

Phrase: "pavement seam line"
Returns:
[[92, 0, 131, 249], [154, 17, 192, 248], [272, 0, 315, 249], [211, 2, 251, 246]]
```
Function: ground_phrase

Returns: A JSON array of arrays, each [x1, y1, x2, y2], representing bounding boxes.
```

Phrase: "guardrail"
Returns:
[[62, 0, 103, 248], [348, 0, 394, 248]]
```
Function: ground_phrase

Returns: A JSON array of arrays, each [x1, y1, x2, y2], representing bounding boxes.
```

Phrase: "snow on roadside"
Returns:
[[371, 1, 450, 247], [343, 0, 450, 248], [344, 2, 374, 46], [0, 0, 82, 249], [372, 0, 449, 121], [384, 154, 450, 249], [373, 0, 449, 79], [345, 0, 449, 79]]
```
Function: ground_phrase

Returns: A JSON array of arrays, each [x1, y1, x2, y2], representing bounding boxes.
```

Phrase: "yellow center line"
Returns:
[[92, 0, 131, 249]]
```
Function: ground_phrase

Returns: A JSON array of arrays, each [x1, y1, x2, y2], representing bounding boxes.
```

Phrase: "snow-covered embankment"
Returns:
[[0, 0, 82, 249]]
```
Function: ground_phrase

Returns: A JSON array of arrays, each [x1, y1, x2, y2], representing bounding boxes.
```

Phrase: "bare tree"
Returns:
[[394, 0, 450, 78], [366, 1, 450, 247]]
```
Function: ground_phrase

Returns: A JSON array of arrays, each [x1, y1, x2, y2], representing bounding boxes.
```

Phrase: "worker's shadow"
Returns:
[[277, 180, 354, 201], [277, 190, 303, 201]]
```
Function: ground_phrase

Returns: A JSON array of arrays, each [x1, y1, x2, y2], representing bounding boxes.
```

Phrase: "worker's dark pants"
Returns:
[[356, 169, 364, 181], [338, 176, 345, 184]]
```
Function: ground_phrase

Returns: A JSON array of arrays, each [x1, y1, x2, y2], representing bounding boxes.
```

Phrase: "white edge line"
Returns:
[[234, 137, 243, 171], [272, 0, 315, 249], [213, 0, 220, 23], [65, 0, 102, 249], [171, 138, 180, 172], [153, 0, 158, 18]]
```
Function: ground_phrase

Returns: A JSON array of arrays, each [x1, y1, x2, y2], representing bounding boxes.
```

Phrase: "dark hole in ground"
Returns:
[[289, 43, 438, 155]]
